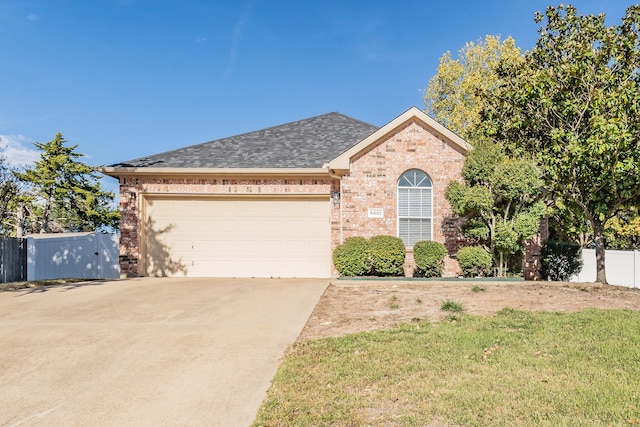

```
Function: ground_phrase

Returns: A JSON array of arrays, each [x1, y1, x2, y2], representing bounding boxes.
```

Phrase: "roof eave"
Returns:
[[98, 167, 332, 178]]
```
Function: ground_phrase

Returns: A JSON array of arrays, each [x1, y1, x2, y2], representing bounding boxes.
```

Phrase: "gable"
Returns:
[[328, 107, 471, 173]]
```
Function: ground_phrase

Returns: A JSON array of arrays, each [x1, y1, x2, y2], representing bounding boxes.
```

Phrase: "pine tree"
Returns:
[[15, 133, 118, 233]]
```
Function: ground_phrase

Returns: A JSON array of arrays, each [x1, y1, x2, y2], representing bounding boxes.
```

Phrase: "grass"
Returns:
[[441, 299, 465, 313], [472, 284, 486, 292], [253, 309, 640, 426], [390, 295, 399, 309]]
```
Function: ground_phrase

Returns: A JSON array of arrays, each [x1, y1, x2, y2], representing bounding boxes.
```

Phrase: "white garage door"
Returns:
[[143, 197, 331, 278]]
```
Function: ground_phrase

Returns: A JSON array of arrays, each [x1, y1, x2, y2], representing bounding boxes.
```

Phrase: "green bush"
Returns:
[[456, 246, 493, 277], [332, 237, 370, 277], [541, 240, 583, 281], [413, 241, 447, 277], [368, 235, 406, 277]]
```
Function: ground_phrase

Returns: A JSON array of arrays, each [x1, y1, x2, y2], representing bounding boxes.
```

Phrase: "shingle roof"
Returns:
[[109, 112, 378, 169]]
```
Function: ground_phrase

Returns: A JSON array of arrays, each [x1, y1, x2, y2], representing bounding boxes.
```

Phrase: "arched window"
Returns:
[[397, 169, 433, 247]]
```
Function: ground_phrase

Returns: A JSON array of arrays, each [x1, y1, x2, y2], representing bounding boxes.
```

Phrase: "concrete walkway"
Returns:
[[0, 278, 329, 427]]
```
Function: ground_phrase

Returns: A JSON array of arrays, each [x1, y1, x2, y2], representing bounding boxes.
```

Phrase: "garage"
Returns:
[[142, 196, 331, 278]]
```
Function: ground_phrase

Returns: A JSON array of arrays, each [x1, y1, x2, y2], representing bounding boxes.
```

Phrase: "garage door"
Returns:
[[143, 197, 331, 278]]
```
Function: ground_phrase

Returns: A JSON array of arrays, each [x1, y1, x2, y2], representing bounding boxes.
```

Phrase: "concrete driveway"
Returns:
[[0, 278, 329, 426]]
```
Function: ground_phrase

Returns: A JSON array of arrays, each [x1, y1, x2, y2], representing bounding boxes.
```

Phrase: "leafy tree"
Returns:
[[483, 5, 640, 283], [547, 198, 591, 248], [604, 208, 640, 249], [0, 152, 20, 236], [14, 133, 118, 234], [424, 35, 523, 142], [446, 141, 544, 276]]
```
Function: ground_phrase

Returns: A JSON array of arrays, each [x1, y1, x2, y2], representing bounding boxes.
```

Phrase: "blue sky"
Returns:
[[0, 0, 633, 175]]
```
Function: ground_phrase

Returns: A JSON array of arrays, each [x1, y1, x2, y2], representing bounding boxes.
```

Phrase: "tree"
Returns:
[[424, 35, 523, 142], [604, 208, 640, 249], [0, 152, 20, 236], [446, 141, 545, 276], [483, 5, 640, 284], [14, 133, 118, 234]]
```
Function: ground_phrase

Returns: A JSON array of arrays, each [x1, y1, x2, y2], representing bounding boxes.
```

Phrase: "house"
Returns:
[[100, 107, 471, 278]]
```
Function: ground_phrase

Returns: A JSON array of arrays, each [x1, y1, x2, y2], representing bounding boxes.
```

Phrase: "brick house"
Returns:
[[101, 107, 472, 278]]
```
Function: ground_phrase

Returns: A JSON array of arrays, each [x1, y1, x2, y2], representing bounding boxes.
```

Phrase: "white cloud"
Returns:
[[0, 135, 40, 167], [225, 2, 254, 77], [26, 13, 38, 22]]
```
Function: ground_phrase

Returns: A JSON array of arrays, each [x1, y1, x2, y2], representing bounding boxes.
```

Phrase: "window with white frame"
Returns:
[[397, 169, 433, 247]]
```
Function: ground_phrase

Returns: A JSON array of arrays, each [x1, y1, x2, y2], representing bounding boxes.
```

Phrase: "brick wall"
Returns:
[[116, 123, 544, 279], [118, 176, 335, 277], [337, 119, 466, 276]]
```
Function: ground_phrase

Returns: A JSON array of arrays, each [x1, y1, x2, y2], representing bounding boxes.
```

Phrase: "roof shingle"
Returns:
[[109, 112, 378, 169]]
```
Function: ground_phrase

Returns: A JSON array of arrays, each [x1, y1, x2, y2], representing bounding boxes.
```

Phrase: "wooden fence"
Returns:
[[0, 237, 27, 283]]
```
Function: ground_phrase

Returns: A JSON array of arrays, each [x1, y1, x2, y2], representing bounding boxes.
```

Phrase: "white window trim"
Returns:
[[396, 169, 434, 247]]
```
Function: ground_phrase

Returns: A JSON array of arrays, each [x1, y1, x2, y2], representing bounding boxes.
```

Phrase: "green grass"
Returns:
[[441, 299, 465, 313], [253, 309, 640, 427], [472, 284, 486, 292]]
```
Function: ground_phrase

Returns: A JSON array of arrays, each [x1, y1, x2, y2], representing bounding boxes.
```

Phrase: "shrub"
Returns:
[[413, 241, 447, 277], [456, 246, 493, 277], [332, 237, 370, 277], [541, 240, 583, 281], [368, 235, 406, 276]]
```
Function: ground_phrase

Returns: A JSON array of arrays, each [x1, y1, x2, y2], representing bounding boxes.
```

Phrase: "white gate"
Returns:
[[27, 232, 120, 281]]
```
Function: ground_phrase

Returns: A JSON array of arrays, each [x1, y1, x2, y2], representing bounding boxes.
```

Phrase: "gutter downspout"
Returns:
[[324, 165, 344, 245]]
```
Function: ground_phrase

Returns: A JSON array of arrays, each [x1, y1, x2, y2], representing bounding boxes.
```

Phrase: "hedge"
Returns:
[[541, 240, 583, 281], [332, 237, 370, 277], [413, 241, 447, 277], [368, 235, 406, 276], [457, 246, 492, 277]]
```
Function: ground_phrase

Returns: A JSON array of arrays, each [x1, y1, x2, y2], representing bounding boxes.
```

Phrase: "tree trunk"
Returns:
[[16, 204, 24, 238], [41, 196, 50, 233], [592, 220, 607, 284]]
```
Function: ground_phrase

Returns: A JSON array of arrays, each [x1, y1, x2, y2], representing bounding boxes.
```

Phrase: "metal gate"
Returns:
[[0, 237, 27, 283]]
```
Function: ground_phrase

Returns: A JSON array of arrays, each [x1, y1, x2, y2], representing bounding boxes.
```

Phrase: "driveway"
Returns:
[[0, 278, 329, 426]]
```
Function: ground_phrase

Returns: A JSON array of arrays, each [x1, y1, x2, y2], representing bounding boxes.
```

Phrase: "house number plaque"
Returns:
[[368, 208, 384, 218]]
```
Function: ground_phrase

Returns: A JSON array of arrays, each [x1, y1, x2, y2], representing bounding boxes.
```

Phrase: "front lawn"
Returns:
[[253, 309, 640, 426]]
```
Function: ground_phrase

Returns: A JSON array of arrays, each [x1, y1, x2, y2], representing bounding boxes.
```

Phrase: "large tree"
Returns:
[[424, 35, 523, 142], [446, 141, 545, 277], [14, 133, 118, 234], [483, 5, 640, 283]]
